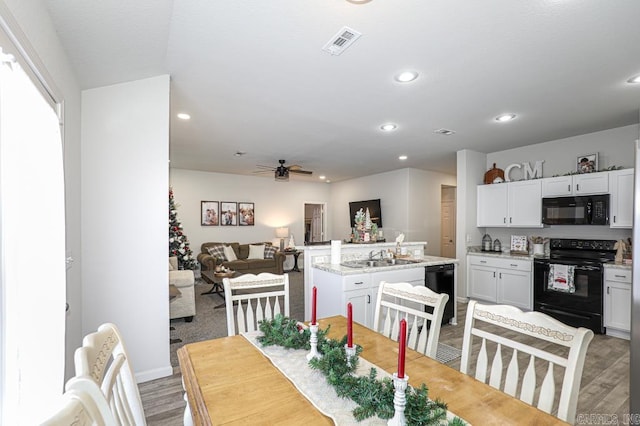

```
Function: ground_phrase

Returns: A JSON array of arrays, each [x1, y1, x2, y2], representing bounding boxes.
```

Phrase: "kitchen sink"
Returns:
[[340, 258, 421, 268]]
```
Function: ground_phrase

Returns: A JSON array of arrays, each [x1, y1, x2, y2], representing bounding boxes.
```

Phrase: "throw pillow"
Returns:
[[223, 245, 237, 261], [264, 245, 276, 259], [169, 261, 174, 271], [207, 244, 227, 261], [248, 244, 265, 259]]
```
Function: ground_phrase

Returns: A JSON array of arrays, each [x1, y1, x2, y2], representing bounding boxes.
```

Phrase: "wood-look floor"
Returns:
[[140, 301, 630, 425]]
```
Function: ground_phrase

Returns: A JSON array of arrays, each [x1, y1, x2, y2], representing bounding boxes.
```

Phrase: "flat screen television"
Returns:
[[349, 199, 383, 228]]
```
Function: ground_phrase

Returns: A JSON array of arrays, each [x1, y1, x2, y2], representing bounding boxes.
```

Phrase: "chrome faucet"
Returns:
[[369, 249, 384, 260]]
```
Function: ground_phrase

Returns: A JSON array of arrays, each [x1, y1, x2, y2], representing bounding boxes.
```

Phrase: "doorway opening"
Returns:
[[304, 203, 326, 244], [440, 185, 456, 258]]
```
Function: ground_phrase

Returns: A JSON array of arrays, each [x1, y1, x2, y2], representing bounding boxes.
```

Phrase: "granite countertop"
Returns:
[[467, 246, 546, 261], [313, 255, 458, 275]]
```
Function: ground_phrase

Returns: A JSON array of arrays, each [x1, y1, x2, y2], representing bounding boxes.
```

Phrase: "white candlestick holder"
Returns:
[[306, 323, 321, 360], [344, 344, 356, 367], [387, 373, 409, 426]]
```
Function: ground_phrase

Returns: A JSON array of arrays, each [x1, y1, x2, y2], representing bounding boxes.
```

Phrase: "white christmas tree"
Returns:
[[365, 208, 372, 230]]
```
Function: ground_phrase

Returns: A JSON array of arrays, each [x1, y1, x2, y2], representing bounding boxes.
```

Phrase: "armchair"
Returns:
[[169, 257, 195, 322]]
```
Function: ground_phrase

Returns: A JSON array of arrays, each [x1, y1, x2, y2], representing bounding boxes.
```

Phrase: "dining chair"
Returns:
[[223, 272, 290, 335], [74, 323, 147, 426], [372, 281, 449, 359], [41, 376, 116, 425], [460, 300, 594, 423]]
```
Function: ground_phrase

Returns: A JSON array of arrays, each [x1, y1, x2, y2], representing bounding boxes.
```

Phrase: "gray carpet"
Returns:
[[169, 272, 306, 367], [169, 273, 461, 367]]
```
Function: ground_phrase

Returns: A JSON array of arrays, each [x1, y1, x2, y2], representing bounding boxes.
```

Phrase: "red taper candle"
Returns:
[[311, 286, 317, 324], [347, 302, 353, 347], [398, 318, 407, 378]]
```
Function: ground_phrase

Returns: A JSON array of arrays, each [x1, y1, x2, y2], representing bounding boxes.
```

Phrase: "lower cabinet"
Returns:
[[314, 267, 425, 329], [467, 255, 532, 310], [604, 267, 631, 339]]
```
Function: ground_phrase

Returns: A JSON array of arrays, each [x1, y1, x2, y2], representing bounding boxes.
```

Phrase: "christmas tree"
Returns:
[[169, 188, 197, 270]]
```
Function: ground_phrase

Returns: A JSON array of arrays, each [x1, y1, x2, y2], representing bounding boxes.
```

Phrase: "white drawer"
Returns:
[[605, 268, 632, 283], [343, 274, 371, 292], [468, 255, 531, 272]]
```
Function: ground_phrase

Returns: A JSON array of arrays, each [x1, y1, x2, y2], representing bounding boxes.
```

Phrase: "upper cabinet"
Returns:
[[610, 168, 634, 228], [477, 180, 542, 228], [541, 172, 609, 197]]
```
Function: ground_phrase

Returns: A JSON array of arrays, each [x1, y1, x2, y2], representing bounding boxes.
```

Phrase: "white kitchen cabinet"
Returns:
[[609, 168, 634, 229], [467, 255, 532, 310], [477, 180, 542, 228], [604, 268, 631, 339], [541, 172, 609, 197]]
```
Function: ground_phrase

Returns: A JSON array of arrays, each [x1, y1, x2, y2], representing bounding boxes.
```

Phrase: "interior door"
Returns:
[[311, 205, 323, 242], [441, 186, 456, 258]]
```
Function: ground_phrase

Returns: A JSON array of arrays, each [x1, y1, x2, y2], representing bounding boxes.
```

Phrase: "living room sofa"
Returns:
[[197, 242, 285, 274]]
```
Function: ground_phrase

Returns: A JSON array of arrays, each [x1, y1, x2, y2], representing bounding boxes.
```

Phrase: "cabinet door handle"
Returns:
[[355, 281, 364, 285], [493, 272, 496, 278], [509, 217, 512, 223], [503, 217, 506, 224], [510, 264, 518, 267], [499, 272, 502, 279], [568, 184, 570, 192], [480, 260, 487, 264], [577, 184, 580, 191], [614, 215, 617, 223], [614, 275, 627, 279], [607, 286, 610, 295], [367, 295, 371, 304]]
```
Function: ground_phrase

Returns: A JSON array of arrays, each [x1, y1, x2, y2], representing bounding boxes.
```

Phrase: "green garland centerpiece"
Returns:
[[258, 315, 464, 425]]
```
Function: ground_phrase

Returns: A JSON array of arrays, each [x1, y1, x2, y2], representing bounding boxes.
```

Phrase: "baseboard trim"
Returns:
[[136, 365, 174, 383]]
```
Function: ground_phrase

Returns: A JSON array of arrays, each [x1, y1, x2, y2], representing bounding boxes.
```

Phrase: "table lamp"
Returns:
[[276, 227, 289, 251]]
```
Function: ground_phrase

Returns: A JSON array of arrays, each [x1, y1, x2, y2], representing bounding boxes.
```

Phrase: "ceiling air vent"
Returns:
[[322, 26, 362, 56], [434, 128, 456, 136]]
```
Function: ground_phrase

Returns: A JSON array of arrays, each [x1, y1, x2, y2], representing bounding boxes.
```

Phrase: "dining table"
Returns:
[[178, 315, 568, 425]]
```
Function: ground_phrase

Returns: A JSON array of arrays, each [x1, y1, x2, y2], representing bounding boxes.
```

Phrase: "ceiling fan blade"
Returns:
[[252, 169, 272, 174], [288, 164, 302, 171], [289, 169, 313, 175], [255, 164, 275, 170]]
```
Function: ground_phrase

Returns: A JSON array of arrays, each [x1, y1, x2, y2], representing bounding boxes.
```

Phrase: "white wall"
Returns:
[[487, 124, 637, 180], [407, 169, 457, 255], [170, 168, 331, 255], [329, 168, 456, 251], [81, 76, 171, 382], [1, 0, 83, 382], [455, 149, 488, 299]]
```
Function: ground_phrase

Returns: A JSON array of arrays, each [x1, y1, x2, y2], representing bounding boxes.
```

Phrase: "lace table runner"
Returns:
[[242, 331, 462, 425]]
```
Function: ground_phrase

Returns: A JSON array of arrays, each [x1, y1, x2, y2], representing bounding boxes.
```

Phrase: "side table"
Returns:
[[283, 250, 301, 272]]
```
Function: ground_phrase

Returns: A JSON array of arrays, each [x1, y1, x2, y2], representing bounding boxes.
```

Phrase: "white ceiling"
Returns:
[[44, 0, 640, 182]]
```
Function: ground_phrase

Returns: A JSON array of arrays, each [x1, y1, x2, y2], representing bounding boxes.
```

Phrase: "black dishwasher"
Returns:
[[425, 264, 455, 325]]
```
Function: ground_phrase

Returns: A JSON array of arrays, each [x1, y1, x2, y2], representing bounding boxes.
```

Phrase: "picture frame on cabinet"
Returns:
[[220, 202, 238, 226], [238, 202, 254, 226], [201, 201, 219, 226], [577, 153, 598, 173]]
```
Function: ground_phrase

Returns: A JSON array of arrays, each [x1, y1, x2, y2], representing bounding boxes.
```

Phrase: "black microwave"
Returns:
[[541, 194, 609, 225]]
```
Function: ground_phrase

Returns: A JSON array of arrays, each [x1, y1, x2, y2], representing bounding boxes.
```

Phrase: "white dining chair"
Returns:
[[74, 323, 147, 426], [223, 272, 290, 336], [40, 376, 116, 426], [460, 300, 594, 423], [372, 281, 449, 359]]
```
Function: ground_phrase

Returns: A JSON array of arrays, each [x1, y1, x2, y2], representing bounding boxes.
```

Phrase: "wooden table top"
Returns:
[[179, 316, 567, 425]]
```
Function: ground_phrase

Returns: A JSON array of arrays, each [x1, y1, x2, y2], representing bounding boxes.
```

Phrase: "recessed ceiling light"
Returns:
[[346, 0, 372, 4], [395, 71, 419, 83], [177, 113, 191, 120], [398, 155, 408, 160], [319, 175, 326, 180], [381, 123, 397, 131], [495, 113, 517, 122], [326, 180, 331, 183], [627, 74, 640, 84]]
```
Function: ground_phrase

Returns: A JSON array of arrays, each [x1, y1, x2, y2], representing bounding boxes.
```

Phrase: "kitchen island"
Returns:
[[305, 242, 458, 329]]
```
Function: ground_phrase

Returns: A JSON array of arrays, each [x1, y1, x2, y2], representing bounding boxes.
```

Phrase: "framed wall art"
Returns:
[[577, 153, 598, 174], [220, 202, 238, 226], [238, 202, 255, 226], [201, 201, 219, 226]]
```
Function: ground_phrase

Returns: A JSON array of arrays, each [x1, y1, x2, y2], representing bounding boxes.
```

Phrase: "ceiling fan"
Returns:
[[254, 159, 313, 181]]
